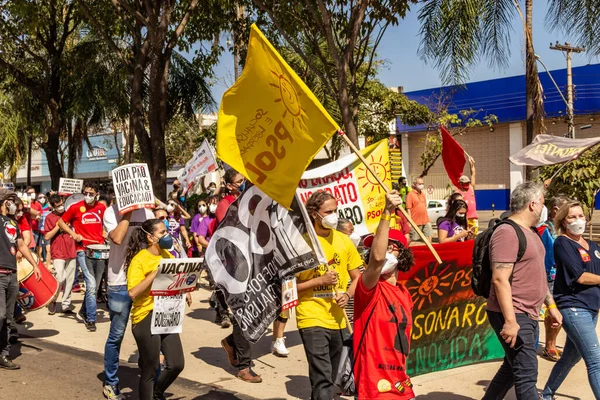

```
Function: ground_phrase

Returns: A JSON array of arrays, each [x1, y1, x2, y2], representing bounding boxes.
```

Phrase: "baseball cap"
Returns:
[[363, 228, 408, 249], [459, 175, 471, 183]]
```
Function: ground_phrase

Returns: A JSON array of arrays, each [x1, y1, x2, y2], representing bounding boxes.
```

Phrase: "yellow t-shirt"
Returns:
[[296, 230, 363, 330], [127, 248, 173, 324]]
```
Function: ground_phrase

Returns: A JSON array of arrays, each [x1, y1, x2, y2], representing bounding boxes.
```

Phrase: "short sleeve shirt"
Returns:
[[61, 200, 106, 251], [438, 220, 465, 241], [405, 190, 429, 225], [456, 185, 478, 219], [197, 216, 215, 242], [295, 230, 363, 330], [44, 213, 76, 260], [0, 215, 20, 270]]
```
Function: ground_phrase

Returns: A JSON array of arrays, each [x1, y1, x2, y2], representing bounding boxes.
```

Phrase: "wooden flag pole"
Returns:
[[337, 131, 443, 264], [328, 265, 353, 334]]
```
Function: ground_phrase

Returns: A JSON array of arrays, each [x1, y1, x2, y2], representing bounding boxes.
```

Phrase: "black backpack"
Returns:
[[471, 219, 529, 298]]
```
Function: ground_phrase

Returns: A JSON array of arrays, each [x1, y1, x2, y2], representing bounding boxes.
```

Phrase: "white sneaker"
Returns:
[[271, 337, 290, 357]]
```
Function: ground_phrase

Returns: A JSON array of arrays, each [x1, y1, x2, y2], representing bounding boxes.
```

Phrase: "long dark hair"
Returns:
[[124, 219, 163, 270], [442, 199, 468, 229]]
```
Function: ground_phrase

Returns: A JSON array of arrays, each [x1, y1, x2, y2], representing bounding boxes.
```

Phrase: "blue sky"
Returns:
[[208, 2, 599, 106]]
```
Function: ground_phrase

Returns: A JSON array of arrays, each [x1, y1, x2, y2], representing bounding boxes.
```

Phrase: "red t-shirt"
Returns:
[[27, 201, 43, 232], [17, 216, 34, 249], [455, 185, 478, 219], [215, 195, 236, 225], [61, 200, 106, 251], [44, 213, 76, 260], [353, 278, 415, 400]]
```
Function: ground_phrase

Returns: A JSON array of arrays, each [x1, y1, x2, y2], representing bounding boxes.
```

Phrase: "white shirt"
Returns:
[[103, 205, 154, 286]]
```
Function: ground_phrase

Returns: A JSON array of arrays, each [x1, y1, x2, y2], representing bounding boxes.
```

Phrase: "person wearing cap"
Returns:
[[455, 156, 478, 234], [353, 190, 416, 399]]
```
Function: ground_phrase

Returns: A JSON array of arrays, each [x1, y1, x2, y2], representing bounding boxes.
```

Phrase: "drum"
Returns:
[[17, 254, 59, 311], [85, 244, 110, 259], [64, 193, 84, 211]]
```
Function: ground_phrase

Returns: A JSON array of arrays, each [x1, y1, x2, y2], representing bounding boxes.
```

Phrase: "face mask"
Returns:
[[416, 184, 425, 191], [209, 187, 215, 193], [15, 211, 23, 219], [537, 205, 548, 227], [6, 202, 17, 215], [55, 206, 65, 214], [238, 180, 246, 193], [84, 194, 95, 205], [156, 233, 173, 250], [566, 219, 586, 235], [209, 204, 217, 214], [166, 204, 175, 213], [349, 232, 361, 247], [28, 193, 35, 200], [38, 197, 46, 205], [163, 220, 169, 230], [381, 252, 399, 275], [199, 205, 207, 214], [456, 213, 466, 219], [318, 212, 338, 230]]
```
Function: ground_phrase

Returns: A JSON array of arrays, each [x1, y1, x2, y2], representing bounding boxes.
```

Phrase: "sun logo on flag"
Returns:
[[356, 154, 390, 193], [270, 68, 307, 130], [406, 262, 453, 310]]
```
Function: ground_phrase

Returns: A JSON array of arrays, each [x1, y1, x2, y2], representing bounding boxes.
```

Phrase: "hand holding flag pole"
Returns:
[[337, 130, 443, 264]]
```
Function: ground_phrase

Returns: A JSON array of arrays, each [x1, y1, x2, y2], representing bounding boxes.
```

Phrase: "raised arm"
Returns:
[[469, 156, 476, 188]]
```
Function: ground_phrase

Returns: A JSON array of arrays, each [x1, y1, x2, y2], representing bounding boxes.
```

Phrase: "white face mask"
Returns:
[[348, 232, 361, 247], [199, 205, 207, 214], [55, 206, 65, 214], [84, 194, 95, 205], [28, 193, 36, 200], [318, 212, 338, 230], [381, 252, 399, 275], [566, 219, 586, 235], [456, 213, 466, 219], [166, 204, 175, 213], [537, 205, 548, 227], [209, 204, 217, 214], [416, 184, 425, 191], [38, 197, 46, 205], [15, 211, 23, 219], [6, 202, 17, 215]]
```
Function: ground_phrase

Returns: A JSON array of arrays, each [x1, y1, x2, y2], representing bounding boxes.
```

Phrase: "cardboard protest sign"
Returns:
[[398, 241, 503, 376], [177, 140, 218, 194], [205, 185, 326, 343], [298, 139, 391, 236], [112, 163, 155, 215], [150, 258, 204, 296], [58, 178, 84, 196], [151, 294, 186, 335]]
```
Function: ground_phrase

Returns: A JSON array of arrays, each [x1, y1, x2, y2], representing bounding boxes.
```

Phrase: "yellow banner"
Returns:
[[298, 140, 391, 235], [217, 24, 339, 208]]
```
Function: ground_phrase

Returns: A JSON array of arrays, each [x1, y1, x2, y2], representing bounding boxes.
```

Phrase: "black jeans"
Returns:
[[483, 310, 539, 400], [0, 272, 18, 357], [225, 317, 252, 370], [215, 289, 229, 319], [132, 313, 185, 400], [299, 326, 347, 400]]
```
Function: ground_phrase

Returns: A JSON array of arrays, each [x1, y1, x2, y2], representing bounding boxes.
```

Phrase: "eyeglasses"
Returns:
[[83, 192, 96, 196], [157, 216, 167, 220]]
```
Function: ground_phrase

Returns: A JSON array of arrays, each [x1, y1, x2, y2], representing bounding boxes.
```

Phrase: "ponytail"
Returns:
[[124, 219, 162, 270]]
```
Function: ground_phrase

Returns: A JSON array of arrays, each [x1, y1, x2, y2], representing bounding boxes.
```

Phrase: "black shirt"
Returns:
[[553, 235, 600, 311], [0, 215, 20, 270]]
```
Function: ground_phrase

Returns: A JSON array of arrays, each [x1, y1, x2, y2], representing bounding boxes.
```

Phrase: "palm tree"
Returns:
[[546, 0, 600, 56]]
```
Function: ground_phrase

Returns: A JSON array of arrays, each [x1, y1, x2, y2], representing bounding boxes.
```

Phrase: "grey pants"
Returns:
[[53, 258, 76, 310], [0, 272, 19, 357]]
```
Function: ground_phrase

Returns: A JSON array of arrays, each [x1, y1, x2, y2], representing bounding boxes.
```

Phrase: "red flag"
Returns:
[[441, 126, 466, 187]]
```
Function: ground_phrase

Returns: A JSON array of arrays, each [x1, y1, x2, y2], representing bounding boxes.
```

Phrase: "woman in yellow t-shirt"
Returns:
[[125, 218, 186, 400]]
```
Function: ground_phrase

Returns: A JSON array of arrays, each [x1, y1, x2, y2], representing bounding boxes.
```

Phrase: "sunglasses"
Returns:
[[83, 192, 96, 196], [157, 216, 167, 220]]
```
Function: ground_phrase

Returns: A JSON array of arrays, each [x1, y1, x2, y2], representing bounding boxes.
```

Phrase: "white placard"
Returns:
[[281, 277, 298, 310], [151, 294, 186, 335], [150, 258, 203, 296], [178, 140, 217, 194], [111, 163, 155, 215], [58, 178, 83, 196]]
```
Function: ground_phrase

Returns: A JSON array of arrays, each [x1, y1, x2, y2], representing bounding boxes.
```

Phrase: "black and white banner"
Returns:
[[205, 185, 325, 343]]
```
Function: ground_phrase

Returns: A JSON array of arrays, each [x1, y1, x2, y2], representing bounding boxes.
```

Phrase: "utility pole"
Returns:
[[550, 42, 585, 138]]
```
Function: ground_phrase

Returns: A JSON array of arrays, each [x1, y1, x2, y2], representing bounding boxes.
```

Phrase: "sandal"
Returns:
[[542, 348, 561, 362]]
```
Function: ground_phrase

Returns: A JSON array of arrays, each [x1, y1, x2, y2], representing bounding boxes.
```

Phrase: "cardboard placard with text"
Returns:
[[150, 258, 204, 297], [58, 178, 84, 196], [112, 163, 155, 215]]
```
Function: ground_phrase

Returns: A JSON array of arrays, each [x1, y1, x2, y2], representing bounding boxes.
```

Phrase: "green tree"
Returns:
[[546, 1, 600, 56]]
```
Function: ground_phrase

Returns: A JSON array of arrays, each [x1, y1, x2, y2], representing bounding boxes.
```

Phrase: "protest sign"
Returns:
[[298, 139, 391, 236], [58, 178, 84, 196], [281, 277, 298, 311], [397, 241, 504, 376], [0, 182, 15, 190], [150, 258, 204, 296], [151, 294, 186, 335], [111, 163, 155, 215], [217, 24, 339, 208], [178, 140, 218, 194], [509, 134, 600, 166], [205, 184, 326, 343]]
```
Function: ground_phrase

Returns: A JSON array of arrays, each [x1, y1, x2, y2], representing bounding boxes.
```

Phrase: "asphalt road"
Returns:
[[0, 336, 257, 400]]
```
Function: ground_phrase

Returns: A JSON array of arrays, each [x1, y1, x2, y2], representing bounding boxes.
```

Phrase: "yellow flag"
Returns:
[[217, 24, 339, 208]]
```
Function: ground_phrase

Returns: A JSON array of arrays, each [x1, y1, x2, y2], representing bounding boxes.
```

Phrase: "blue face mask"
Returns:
[[156, 233, 173, 250], [238, 180, 246, 193], [163, 220, 169, 231]]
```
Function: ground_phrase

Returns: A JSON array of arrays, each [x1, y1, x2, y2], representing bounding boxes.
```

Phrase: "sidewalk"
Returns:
[[15, 284, 593, 399]]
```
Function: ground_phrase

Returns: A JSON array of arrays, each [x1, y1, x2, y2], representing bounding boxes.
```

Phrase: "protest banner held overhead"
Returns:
[[397, 241, 503, 376], [150, 258, 204, 296], [178, 140, 218, 194], [111, 163, 155, 215], [509, 134, 600, 166], [217, 24, 339, 208], [58, 178, 84, 196], [298, 139, 391, 236], [205, 184, 326, 343]]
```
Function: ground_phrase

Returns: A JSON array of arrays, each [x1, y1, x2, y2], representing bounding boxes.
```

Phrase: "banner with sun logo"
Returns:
[[217, 24, 339, 208], [297, 139, 390, 236], [397, 240, 504, 376]]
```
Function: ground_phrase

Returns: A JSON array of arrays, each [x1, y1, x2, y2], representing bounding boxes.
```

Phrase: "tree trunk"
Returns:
[[525, 0, 534, 179], [67, 119, 75, 178], [147, 52, 169, 201], [27, 133, 33, 186], [43, 100, 63, 190]]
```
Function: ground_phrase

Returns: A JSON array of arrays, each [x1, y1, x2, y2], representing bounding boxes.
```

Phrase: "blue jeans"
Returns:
[[77, 251, 104, 322], [542, 307, 600, 399], [104, 285, 132, 386]]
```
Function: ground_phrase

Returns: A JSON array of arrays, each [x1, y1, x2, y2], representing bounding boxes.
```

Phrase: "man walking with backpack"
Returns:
[[482, 182, 562, 399]]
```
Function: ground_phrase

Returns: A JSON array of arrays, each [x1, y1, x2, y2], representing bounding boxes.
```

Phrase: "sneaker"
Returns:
[[237, 368, 262, 383], [72, 283, 82, 293], [78, 308, 88, 323], [8, 330, 18, 345], [15, 314, 26, 324], [0, 355, 20, 370], [271, 337, 290, 357], [103, 384, 125, 400], [221, 315, 232, 329], [220, 338, 239, 367], [62, 309, 76, 316], [152, 393, 166, 400], [85, 321, 97, 332], [48, 302, 56, 315]]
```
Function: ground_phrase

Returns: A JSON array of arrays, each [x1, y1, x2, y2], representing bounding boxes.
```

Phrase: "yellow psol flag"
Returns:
[[217, 24, 339, 208]]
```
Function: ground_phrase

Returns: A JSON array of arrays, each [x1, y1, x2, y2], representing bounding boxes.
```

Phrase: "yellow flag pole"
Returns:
[[337, 131, 443, 264]]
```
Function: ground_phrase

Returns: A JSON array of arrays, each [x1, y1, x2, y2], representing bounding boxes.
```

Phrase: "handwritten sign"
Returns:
[[112, 163, 155, 215], [58, 178, 84, 196], [398, 241, 504, 376], [151, 294, 186, 335], [150, 258, 204, 296], [178, 140, 217, 194]]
